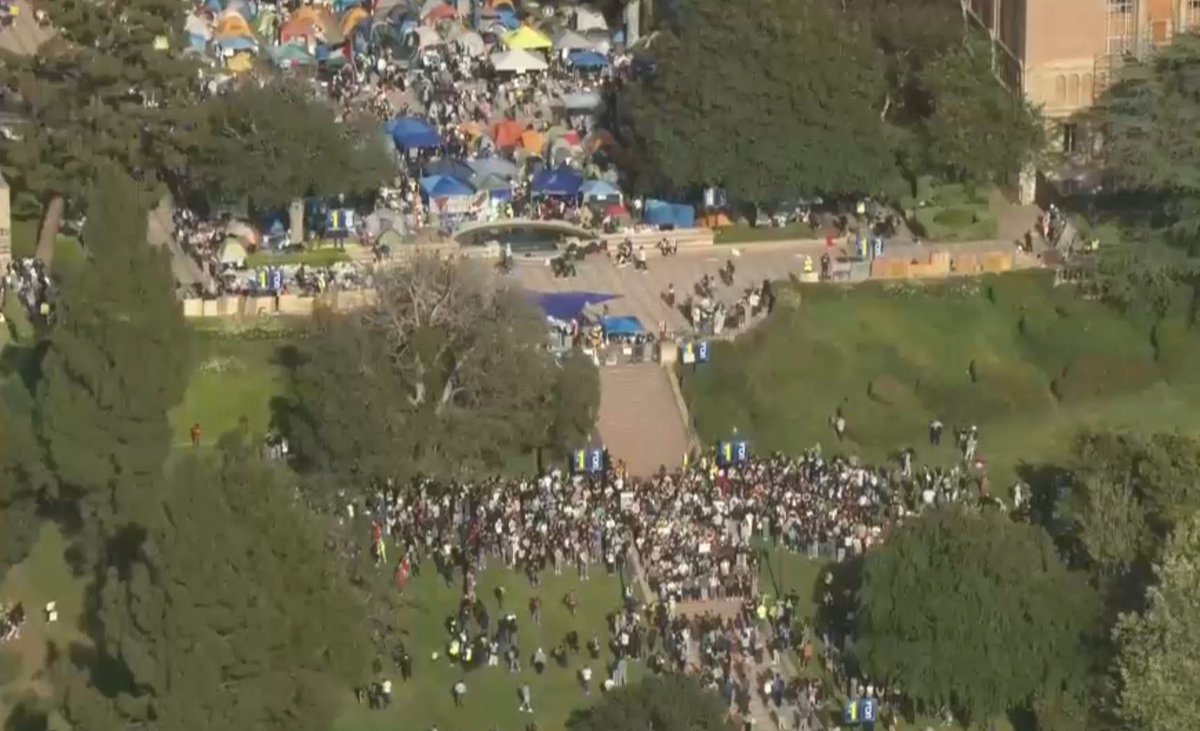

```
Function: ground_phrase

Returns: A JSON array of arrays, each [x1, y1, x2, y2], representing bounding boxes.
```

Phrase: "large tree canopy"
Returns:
[[57, 445, 369, 731], [621, 0, 899, 202], [186, 80, 394, 212], [286, 256, 599, 488], [0, 0, 203, 257], [566, 674, 734, 731], [33, 163, 190, 539], [1115, 512, 1200, 731], [856, 507, 1098, 722]]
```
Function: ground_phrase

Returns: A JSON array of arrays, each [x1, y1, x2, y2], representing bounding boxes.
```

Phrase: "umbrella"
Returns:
[[424, 157, 475, 182], [504, 25, 552, 50], [468, 156, 519, 179], [552, 28, 592, 50], [567, 50, 607, 69], [491, 48, 548, 72], [420, 174, 475, 197]]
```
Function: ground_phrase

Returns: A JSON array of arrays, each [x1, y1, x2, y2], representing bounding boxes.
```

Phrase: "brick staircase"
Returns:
[[596, 363, 690, 477]]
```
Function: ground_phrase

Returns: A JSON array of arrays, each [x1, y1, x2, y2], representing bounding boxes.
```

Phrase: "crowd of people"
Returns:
[[0, 257, 52, 321]]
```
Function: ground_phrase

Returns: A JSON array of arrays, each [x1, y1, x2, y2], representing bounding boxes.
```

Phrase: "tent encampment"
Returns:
[[503, 25, 552, 50], [573, 7, 607, 32], [581, 179, 621, 200], [420, 174, 475, 198], [468, 156, 520, 179], [218, 238, 249, 267], [602, 316, 644, 338], [644, 199, 696, 228], [531, 166, 584, 197], [424, 157, 475, 182], [491, 48, 548, 72], [559, 91, 602, 110], [552, 28, 592, 50], [567, 50, 607, 69]]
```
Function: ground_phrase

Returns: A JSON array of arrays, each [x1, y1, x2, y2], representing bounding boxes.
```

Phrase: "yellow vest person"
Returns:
[[803, 256, 814, 273]]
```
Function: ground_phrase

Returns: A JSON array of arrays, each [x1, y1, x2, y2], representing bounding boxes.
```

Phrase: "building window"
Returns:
[[1108, 0, 1132, 13], [1062, 123, 1079, 154], [1069, 75, 1081, 106], [1055, 75, 1067, 105], [1107, 0, 1135, 53], [1186, 0, 1200, 30]]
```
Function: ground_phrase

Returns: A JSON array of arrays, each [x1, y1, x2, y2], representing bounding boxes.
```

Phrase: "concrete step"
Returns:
[[597, 363, 689, 477]]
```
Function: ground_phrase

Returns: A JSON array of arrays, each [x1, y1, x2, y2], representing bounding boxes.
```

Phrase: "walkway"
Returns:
[[596, 363, 689, 477], [0, 1, 52, 57]]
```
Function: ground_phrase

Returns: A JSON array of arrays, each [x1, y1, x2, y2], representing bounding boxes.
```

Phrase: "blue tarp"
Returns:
[[216, 35, 258, 51], [533, 291, 619, 322], [602, 316, 645, 337], [420, 175, 475, 197], [644, 199, 696, 228], [260, 210, 288, 236], [424, 158, 475, 182], [567, 50, 608, 69], [531, 166, 584, 197], [581, 179, 620, 199], [386, 116, 444, 149]]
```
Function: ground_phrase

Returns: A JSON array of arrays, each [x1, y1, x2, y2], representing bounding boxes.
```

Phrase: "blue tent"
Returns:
[[424, 157, 476, 182], [216, 35, 258, 52], [531, 166, 584, 197], [581, 179, 621, 200], [602, 316, 645, 337], [533, 291, 619, 322], [420, 175, 475, 198], [567, 50, 608, 69], [494, 8, 520, 28], [468, 156, 520, 180], [386, 116, 444, 150], [644, 199, 696, 228]]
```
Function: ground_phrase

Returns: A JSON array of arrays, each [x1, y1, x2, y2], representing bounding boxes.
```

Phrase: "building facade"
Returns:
[[967, 0, 1200, 189]]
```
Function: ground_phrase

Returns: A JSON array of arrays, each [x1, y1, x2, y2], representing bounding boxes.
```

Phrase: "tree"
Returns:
[[1104, 34, 1200, 243], [1114, 512, 1200, 731], [916, 36, 1043, 183], [619, 0, 900, 202], [856, 507, 1099, 723], [186, 80, 394, 212], [566, 674, 734, 731], [56, 444, 369, 731], [33, 163, 190, 541], [0, 391, 43, 574], [0, 0, 204, 260], [286, 256, 596, 488]]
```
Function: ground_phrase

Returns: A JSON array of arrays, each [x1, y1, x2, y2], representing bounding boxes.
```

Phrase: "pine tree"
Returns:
[[34, 162, 190, 540], [0, 0, 204, 260]]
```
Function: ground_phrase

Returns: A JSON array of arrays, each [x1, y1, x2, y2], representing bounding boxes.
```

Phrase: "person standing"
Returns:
[[519, 684, 534, 713], [452, 679, 467, 707], [929, 419, 943, 446]]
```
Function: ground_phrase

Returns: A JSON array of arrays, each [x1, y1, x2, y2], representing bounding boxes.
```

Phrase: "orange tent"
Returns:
[[492, 119, 524, 148], [521, 129, 546, 155], [292, 6, 332, 26], [216, 11, 253, 38], [700, 212, 733, 228], [423, 3, 458, 22], [279, 16, 319, 44], [341, 7, 368, 36], [487, 0, 515, 8]]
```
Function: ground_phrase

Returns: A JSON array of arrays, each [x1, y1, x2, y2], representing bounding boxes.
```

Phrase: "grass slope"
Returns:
[[682, 271, 1200, 485]]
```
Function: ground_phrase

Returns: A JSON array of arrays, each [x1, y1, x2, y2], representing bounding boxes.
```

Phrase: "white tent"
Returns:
[[410, 25, 444, 48], [559, 90, 602, 110], [490, 48, 548, 72], [573, 7, 607, 32], [552, 28, 592, 50], [447, 26, 486, 55], [218, 238, 248, 267]]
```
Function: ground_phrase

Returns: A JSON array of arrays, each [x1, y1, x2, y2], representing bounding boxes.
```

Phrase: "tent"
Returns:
[[533, 291, 619, 322], [504, 25, 552, 50], [448, 27, 485, 55], [424, 157, 475, 182], [644, 199, 696, 228], [520, 129, 546, 155], [552, 28, 592, 50], [279, 16, 319, 43], [423, 3, 458, 22], [410, 24, 443, 47], [559, 91, 602, 110], [602, 316, 645, 338], [581, 179, 621, 200], [573, 7, 608, 32], [491, 48, 548, 72], [567, 50, 607, 69], [531, 166, 584, 197], [215, 11, 253, 37], [473, 173, 513, 199], [420, 174, 475, 197], [491, 119, 525, 148], [218, 238, 249, 267], [387, 116, 444, 149], [341, 6, 369, 35], [468, 156, 519, 179], [272, 44, 316, 66], [227, 51, 256, 72]]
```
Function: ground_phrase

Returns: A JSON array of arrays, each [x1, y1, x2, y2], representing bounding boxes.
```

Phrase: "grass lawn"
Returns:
[[170, 328, 293, 446], [715, 223, 816, 245], [0, 526, 88, 722], [245, 247, 352, 268], [335, 561, 639, 731], [681, 271, 1200, 489]]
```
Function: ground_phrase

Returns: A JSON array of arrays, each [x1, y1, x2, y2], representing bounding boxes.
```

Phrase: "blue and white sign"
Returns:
[[697, 341, 711, 363]]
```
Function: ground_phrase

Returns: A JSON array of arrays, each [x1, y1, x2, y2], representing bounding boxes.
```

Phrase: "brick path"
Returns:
[[596, 363, 689, 477]]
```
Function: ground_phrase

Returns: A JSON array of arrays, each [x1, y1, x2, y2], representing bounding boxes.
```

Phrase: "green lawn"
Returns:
[[682, 271, 1200, 489], [335, 560, 638, 731], [245, 247, 352, 268], [170, 329, 293, 446], [715, 223, 816, 244]]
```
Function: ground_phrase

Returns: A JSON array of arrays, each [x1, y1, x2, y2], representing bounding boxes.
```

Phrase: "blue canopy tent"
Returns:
[[644, 199, 696, 228], [567, 50, 608, 69], [531, 166, 584, 197], [424, 157, 476, 182], [420, 174, 475, 198], [532, 291, 619, 322], [387, 116, 444, 150], [260, 211, 288, 237], [581, 179, 621, 201], [473, 173, 513, 200], [602, 316, 645, 338], [467, 156, 520, 180]]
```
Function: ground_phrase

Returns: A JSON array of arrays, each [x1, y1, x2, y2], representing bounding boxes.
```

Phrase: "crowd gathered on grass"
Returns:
[[337, 435, 1002, 727]]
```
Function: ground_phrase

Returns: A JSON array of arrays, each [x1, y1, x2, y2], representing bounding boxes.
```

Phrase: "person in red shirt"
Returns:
[[190, 423, 202, 447]]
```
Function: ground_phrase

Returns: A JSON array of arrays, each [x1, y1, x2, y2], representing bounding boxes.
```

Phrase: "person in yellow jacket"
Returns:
[[803, 255, 814, 273]]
